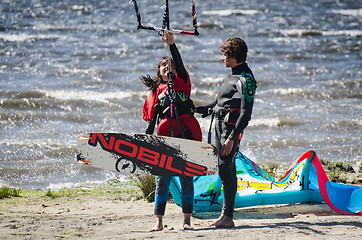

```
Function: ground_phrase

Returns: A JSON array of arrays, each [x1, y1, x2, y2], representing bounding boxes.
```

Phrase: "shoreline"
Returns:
[[1, 188, 361, 239]]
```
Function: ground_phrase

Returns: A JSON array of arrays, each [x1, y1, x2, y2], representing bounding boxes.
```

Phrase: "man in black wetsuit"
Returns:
[[196, 37, 257, 228]]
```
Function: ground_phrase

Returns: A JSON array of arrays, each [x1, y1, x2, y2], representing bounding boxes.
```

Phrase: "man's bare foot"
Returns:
[[209, 214, 224, 227], [215, 216, 234, 229]]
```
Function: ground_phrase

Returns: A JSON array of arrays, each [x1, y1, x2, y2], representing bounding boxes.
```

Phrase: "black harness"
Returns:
[[145, 91, 195, 135]]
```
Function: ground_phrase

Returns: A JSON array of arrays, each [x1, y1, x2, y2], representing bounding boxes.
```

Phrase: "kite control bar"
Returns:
[[130, 0, 199, 36]]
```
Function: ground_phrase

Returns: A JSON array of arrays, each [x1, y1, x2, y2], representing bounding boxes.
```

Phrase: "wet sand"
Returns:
[[0, 189, 361, 239]]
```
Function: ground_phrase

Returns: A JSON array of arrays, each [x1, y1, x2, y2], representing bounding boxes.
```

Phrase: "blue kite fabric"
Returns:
[[169, 151, 362, 214]]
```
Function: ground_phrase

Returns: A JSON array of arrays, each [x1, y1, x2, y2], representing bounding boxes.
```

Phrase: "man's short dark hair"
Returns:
[[220, 38, 248, 63]]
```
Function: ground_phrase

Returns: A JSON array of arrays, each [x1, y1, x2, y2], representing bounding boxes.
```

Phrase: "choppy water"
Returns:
[[1, 0, 361, 190]]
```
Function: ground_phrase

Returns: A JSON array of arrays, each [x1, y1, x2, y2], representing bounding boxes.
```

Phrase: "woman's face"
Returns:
[[159, 58, 175, 81]]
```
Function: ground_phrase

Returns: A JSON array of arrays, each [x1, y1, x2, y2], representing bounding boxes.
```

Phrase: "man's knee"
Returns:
[[218, 163, 234, 180]]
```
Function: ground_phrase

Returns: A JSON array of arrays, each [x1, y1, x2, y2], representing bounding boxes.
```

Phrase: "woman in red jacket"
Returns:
[[141, 32, 201, 231]]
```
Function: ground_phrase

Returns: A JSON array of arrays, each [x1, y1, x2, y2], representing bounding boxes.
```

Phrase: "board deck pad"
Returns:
[[77, 133, 218, 176]]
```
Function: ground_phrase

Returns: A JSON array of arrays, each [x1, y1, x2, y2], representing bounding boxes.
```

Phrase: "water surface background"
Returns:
[[1, 0, 361, 189]]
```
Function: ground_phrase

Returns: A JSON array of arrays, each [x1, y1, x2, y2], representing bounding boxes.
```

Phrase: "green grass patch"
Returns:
[[0, 186, 22, 199], [321, 160, 361, 184], [133, 175, 156, 203]]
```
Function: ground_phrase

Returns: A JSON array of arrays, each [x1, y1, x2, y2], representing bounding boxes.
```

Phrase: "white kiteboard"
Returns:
[[77, 133, 218, 176]]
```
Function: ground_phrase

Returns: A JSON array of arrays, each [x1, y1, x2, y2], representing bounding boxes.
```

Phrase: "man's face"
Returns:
[[222, 54, 238, 68]]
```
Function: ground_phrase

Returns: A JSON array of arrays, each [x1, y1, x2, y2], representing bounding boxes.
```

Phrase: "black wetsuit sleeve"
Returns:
[[228, 78, 256, 141], [195, 99, 217, 117], [229, 99, 253, 141], [170, 43, 188, 84]]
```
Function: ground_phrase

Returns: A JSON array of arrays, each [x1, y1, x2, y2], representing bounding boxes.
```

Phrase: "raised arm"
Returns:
[[162, 33, 188, 83]]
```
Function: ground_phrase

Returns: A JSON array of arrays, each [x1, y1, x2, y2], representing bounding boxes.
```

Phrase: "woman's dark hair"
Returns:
[[220, 38, 248, 63], [140, 56, 173, 92]]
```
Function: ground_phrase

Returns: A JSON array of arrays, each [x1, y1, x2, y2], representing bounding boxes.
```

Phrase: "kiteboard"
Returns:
[[77, 133, 218, 177]]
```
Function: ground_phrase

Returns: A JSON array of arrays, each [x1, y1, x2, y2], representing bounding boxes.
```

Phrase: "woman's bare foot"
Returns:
[[183, 213, 193, 230], [150, 215, 164, 232], [183, 223, 193, 230]]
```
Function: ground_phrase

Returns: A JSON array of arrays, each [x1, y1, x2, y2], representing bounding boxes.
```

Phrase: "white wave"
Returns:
[[249, 118, 281, 128], [279, 29, 362, 37], [47, 181, 104, 191], [47, 176, 129, 191], [331, 9, 362, 17], [0, 32, 63, 42], [322, 30, 362, 37], [279, 29, 318, 36], [270, 88, 304, 96], [202, 9, 262, 16], [250, 117, 306, 128], [2, 139, 62, 147], [200, 76, 223, 85], [44, 90, 137, 103]]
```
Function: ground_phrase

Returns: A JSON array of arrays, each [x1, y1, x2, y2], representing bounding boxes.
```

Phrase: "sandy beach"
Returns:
[[1, 188, 361, 240]]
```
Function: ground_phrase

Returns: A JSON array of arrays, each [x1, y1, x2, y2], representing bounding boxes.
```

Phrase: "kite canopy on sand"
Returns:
[[169, 151, 362, 215]]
